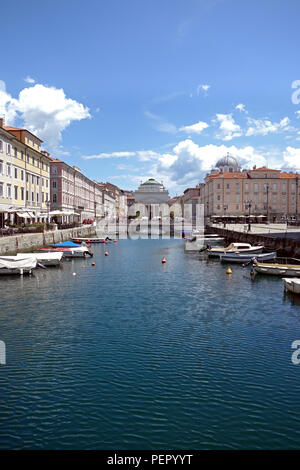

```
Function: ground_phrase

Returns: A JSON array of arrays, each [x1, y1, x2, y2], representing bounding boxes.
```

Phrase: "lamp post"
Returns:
[[223, 206, 227, 228], [247, 201, 252, 232], [266, 185, 269, 223]]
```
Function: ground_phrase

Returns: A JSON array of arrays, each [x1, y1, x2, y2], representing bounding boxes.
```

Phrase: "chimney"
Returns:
[[253, 165, 256, 170], [0, 116, 4, 128]]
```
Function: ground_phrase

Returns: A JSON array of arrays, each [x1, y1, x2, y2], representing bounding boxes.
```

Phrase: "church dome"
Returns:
[[215, 153, 241, 172]]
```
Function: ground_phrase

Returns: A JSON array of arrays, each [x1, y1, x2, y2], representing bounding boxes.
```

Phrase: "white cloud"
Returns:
[[214, 113, 242, 141], [246, 116, 292, 136], [282, 147, 300, 168], [24, 76, 36, 84], [82, 151, 135, 160], [0, 80, 90, 149], [154, 140, 266, 187], [196, 84, 210, 96], [235, 103, 247, 113], [179, 120, 209, 134], [295, 110, 300, 119]]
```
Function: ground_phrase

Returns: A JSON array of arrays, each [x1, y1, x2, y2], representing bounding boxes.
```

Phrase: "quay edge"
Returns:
[[0, 226, 97, 256]]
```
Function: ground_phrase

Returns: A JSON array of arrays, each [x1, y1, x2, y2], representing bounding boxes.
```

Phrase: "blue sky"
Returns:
[[1, 0, 300, 195]]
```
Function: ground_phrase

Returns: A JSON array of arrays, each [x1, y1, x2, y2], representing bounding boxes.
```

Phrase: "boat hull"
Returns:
[[254, 264, 300, 277], [283, 278, 300, 294], [220, 252, 277, 263], [208, 246, 264, 257]]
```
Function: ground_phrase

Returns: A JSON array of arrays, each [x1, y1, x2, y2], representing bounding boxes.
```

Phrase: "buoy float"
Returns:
[[113, 240, 117, 244], [72, 272, 77, 276], [226, 266, 232, 275], [105, 251, 109, 256], [91, 262, 96, 266], [250, 269, 255, 277], [76, 240, 79, 243], [161, 257, 166, 264]]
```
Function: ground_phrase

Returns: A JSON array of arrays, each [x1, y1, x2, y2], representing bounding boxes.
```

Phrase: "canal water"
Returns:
[[0, 238, 300, 449]]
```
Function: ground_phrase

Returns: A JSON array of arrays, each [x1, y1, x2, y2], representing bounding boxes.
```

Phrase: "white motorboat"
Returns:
[[15, 252, 64, 266], [220, 251, 277, 264], [283, 278, 300, 294], [253, 258, 300, 277], [0, 257, 37, 275], [207, 242, 264, 258], [185, 233, 225, 251]]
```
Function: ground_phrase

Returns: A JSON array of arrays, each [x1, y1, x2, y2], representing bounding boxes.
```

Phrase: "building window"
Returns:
[[36, 193, 39, 202], [21, 187, 24, 201], [53, 194, 57, 203], [32, 192, 34, 202], [32, 175, 35, 184], [7, 143, 11, 155], [26, 190, 29, 201], [0, 160, 3, 175], [14, 147, 17, 157], [53, 181, 57, 188], [6, 164, 11, 177], [0, 183, 3, 197], [26, 173, 29, 183], [7, 185, 11, 198], [36, 177, 39, 186], [21, 150, 24, 160], [0, 140, 3, 152], [27, 154, 30, 163], [32, 157, 35, 166], [42, 192, 44, 203], [21, 170, 24, 181], [14, 186, 18, 200], [14, 167, 18, 179]]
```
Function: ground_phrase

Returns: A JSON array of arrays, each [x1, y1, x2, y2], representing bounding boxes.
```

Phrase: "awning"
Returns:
[[16, 211, 35, 218]]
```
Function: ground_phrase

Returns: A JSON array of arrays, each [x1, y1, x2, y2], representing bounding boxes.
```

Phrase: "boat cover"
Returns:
[[0, 257, 37, 270], [51, 241, 81, 248]]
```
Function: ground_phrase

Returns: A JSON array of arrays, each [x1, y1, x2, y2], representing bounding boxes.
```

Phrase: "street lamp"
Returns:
[[266, 185, 269, 223], [247, 200, 252, 232], [223, 206, 227, 227]]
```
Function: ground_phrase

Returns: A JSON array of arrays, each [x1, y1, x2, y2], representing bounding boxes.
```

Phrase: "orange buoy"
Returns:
[[113, 239, 117, 244], [161, 257, 166, 264], [105, 251, 109, 256]]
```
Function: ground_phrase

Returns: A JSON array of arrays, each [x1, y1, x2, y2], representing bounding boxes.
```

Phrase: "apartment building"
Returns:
[[0, 118, 51, 225], [199, 154, 300, 222], [50, 159, 103, 221]]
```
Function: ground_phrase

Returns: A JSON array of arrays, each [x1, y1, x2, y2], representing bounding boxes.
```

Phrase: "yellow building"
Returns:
[[0, 118, 51, 226]]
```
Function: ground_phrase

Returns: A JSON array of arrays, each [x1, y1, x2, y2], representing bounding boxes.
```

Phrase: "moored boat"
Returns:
[[0, 257, 37, 275], [207, 242, 264, 258], [185, 234, 225, 251], [283, 278, 300, 294], [71, 237, 112, 244], [15, 252, 64, 266], [220, 251, 277, 264], [253, 258, 300, 277]]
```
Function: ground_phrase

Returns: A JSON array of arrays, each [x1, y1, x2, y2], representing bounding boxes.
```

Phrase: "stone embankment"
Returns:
[[0, 225, 96, 255], [209, 226, 300, 258]]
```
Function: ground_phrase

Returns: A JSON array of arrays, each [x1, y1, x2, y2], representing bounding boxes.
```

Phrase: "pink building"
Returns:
[[50, 159, 103, 221]]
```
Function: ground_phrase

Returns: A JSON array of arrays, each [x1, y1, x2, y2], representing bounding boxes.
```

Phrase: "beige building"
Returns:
[[0, 118, 51, 226], [199, 154, 300, 222]]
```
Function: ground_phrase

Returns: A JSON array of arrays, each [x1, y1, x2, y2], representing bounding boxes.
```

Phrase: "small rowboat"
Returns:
[[283, 278, 300, 294], [253, 258, 300, 277], [220, 252, 277, 264]]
